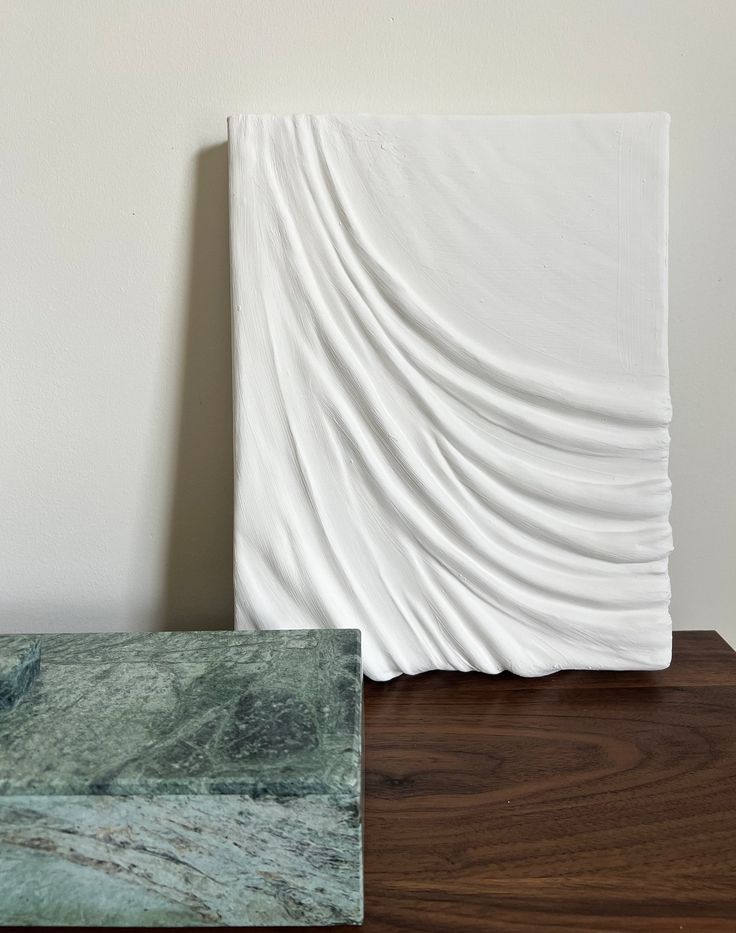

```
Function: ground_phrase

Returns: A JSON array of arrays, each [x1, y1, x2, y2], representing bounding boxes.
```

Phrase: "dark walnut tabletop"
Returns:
[[260, 630, 736, 933], [46, 630, 736, 932]]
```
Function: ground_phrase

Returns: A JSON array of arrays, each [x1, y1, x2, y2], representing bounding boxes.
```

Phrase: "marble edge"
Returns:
[[2, 628, 362, 664]]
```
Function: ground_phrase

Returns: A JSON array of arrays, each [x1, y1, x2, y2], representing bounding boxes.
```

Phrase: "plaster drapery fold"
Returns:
[[229, 113, 671, 680]]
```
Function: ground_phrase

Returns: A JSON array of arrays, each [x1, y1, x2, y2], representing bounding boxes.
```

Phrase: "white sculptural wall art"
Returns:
[[228, 113, 672, 680]]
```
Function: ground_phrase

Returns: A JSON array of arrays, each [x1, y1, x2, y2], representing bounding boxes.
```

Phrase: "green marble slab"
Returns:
[[0, 630, 363, 926], [0, 636, 40, 710]]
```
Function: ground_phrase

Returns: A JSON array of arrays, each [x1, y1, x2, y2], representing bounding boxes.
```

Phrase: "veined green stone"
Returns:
[[0, 636, 40, 710], [0, 630, 363, 926]]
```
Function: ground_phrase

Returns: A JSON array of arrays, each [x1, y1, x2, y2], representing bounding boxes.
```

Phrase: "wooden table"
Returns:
[[49, 630, 736, 931], [299, 630, 736, 932]]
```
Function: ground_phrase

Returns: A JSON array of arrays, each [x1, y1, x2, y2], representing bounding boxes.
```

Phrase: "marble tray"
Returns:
[[0, 630, 363, 926]]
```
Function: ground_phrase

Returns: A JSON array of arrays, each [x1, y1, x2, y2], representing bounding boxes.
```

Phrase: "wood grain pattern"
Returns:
[[254, 631, 736, 932], [34, 631, 736, 931]]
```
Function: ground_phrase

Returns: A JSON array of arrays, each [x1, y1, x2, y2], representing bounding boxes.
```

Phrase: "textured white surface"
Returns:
[[2, 2, 735, 651], [229, 113, 671, 680]]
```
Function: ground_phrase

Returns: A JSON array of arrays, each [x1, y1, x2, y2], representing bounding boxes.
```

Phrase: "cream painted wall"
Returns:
[[1, 1, 734, 645]]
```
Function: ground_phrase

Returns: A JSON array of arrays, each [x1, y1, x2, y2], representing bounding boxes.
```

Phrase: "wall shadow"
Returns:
[[160, 143, 234, 631]]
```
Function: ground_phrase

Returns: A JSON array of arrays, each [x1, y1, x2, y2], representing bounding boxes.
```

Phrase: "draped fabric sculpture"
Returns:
[[229, 113, 672, 680]]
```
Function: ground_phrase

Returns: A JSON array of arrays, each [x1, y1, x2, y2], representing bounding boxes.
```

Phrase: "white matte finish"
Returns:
[[229, 113, 671, 680], [3, 2, 735, 650]]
